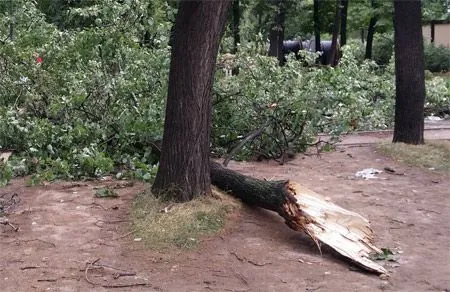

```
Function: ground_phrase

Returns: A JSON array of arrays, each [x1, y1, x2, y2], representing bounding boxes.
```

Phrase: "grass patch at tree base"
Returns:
[[377, 141, 450, 171], [132, 187, 242, 250]]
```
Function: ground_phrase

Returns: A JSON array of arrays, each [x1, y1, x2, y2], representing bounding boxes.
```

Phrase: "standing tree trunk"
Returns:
[[268, 0, 286, 65], [152, 1, 232, 201], [7, 0, 14, 41], [330, 0, 342, 67], [340, 0, 349, 46], [313, 0, 321, 53], [232, 0, 240, 54], [392, 0, 425, 144], [365, 0, 377, 59], [231, 0, 240, 75]]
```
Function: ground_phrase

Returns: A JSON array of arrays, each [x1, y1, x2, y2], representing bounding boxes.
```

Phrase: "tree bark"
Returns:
[[268, 0, 286, 65], [392, 0, 425, 144], [365, 0, 377, 59], [232, 0, 240, 54], [231, 0, 240, 75], [209, 161, 387, 274], [210, 161, 300, 223], [340, 0, 349, 46], [152, 1, 232, 201], [313, 0, 321, 53], [330, 0, 342, 67]]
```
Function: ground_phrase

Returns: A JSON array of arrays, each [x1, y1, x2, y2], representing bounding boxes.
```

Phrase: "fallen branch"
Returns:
[[0, 217, 19, 231], [21, 266, 41, 270], [113, 272, 136, 279], [94, 219, 129, 228], [247, 260, 271, 267], [223, 122, 269, 166], [85, 258, 101, 286], [210, 161, 387, 274], [84, 258, 147, 288], [230, 251, 272, 266], [99, 282, 148, 288], [20, 238, 56, 247], [230, 251, 245, 262], [112, 230, 137, 240]]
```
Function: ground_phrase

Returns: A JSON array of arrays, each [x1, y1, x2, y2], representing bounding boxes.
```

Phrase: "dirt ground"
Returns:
[[1, 144, 450, 292]]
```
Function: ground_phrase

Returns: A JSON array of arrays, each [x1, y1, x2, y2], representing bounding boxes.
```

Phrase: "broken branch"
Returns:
[[210, 161, 387, 274], [84, 258, 147, 288], [223, 122, 269, 166], [0, 217, 19, 231]]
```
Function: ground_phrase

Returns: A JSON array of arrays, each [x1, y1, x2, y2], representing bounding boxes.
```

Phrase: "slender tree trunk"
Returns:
[[268, 0, 286, 65], [231, 0, 240, 75], [330, 0, 342, 67], [8, 0, 14, 41], [392, 0, 425, 144], [152, 1, 232, 201], [365, 0, 377, 59], [232, 0, 240, 54], [313, 0, 321, 52], [340, 0, 349, 46]]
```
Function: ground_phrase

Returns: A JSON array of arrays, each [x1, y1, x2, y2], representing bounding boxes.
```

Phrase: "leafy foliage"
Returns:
[[0, 0, 449, 184], [0, 0, 171, 183], [424, 43, 450, 72], [422, 0, 449, 22], [213, 43, 396, 161], [372, 33, 394, 66], [95, 187, 119, 198]]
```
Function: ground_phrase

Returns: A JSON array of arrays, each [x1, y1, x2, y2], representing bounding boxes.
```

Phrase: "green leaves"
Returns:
[[95, 187, 119, 198], [212, 44, 397, 160], [0, 162, 13, 187], [371, 247, 395, 261], [1, 0, 449, 183], [0, 0, 170, 183]]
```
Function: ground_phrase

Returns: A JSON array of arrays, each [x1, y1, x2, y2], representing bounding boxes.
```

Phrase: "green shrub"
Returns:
[[425, 75, 450, 116], [0, 162, 13, 187], [424, 43, 450, 72], [372, 33, 394, 66]]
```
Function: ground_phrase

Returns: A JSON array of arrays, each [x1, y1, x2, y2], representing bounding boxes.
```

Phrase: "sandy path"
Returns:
[[1, 145, 450, 291]]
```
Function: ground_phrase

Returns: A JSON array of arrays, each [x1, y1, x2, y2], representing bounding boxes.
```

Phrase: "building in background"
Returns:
[[423, 19, 450, 48]]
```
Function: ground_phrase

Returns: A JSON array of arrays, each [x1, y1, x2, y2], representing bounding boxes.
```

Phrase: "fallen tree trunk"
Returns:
[[210, 161, 387, 274]]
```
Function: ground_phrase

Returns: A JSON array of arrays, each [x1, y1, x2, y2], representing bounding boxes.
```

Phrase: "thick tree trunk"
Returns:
[[340, 0, 349, 46], [152, 1, 232, 201], [209, 161, 387, 274], [330, 0, 342, 67], [210, 161, 298, 218], [313, 0, 321, 53], [392, 0, 425, 144], [365, 0, 377, 59], [268, 0, 286, 65]]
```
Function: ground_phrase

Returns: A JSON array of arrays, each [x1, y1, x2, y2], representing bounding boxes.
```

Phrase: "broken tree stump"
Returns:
[[210, 161, 387, 274]]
